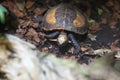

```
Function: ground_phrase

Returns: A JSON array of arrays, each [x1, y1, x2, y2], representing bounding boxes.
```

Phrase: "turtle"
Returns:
[[41, 3, 88, 55]]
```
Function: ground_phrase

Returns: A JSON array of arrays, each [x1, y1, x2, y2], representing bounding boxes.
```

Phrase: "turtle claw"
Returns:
[[73, 48, 80, 55], [68, 33, 81, 55], [73, 52, 79, 55]]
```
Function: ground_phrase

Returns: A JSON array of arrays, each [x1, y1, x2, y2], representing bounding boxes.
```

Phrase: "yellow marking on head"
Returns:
[[73, 11, 85, 27], [46, 7, 57, 25], [57, 32, 68, 45]]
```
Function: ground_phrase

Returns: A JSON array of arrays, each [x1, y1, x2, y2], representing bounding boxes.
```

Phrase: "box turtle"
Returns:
[[42, 3, 88, 54]]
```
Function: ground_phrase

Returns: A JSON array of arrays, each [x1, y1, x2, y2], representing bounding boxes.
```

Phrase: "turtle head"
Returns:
[[57, 31, 68, 46]]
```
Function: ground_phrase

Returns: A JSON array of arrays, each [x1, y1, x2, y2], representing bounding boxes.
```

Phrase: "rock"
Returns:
[[0, 34, 120, 80]]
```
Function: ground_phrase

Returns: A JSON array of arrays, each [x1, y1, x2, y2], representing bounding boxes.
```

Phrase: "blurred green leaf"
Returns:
[[97, 8, 103, 16], [0, 4, 8, 24], [88, 19, 95, 23]]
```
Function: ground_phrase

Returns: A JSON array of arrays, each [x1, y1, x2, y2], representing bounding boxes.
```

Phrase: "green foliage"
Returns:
[[97, 8, 103, 16], [0, 4, 8, 24], [88, 18, 95, 23]]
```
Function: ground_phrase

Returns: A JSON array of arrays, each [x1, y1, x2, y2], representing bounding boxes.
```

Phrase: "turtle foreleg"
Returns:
[[68, 33, 80, 55], [45, 31, 59, 39]]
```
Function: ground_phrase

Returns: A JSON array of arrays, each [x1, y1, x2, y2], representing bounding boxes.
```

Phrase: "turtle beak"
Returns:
[[57, 32, 68, 46]]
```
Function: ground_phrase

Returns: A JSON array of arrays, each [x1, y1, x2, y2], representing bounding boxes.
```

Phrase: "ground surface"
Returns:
[[1, 0, 120, 64]]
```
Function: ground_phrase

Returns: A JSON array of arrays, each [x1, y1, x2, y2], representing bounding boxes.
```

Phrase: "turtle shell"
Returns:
[[42, 3, 88, 35]]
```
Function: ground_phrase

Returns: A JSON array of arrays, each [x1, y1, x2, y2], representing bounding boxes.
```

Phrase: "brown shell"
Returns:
[[42, 3, 88, 35]]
